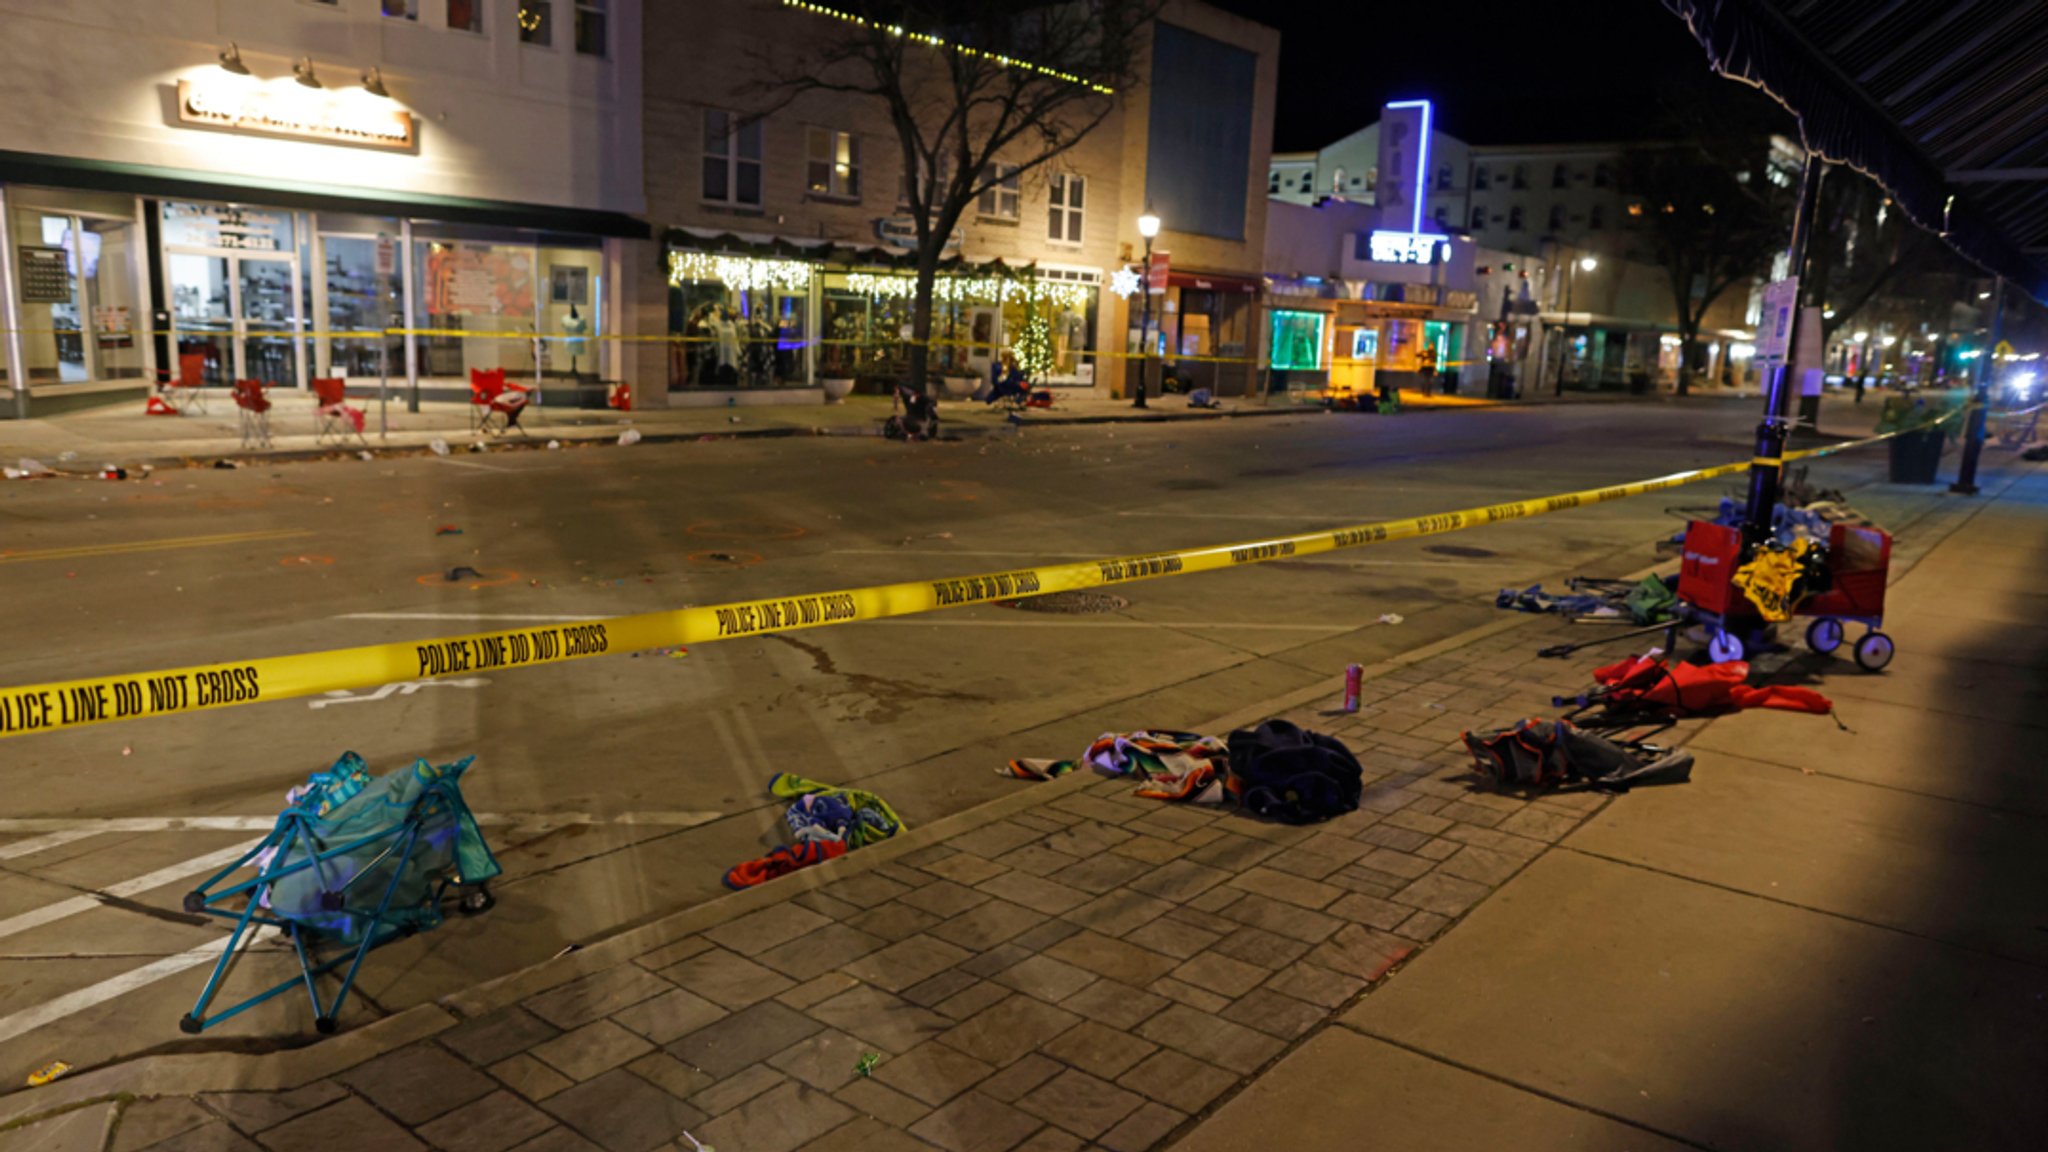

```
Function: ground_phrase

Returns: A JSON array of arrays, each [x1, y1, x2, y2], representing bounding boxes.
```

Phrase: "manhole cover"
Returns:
[[1000, 591, 1130, 614]]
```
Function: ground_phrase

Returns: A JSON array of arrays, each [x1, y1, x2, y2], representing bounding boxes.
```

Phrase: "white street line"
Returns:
[[0, 841, 260, 943], [0, 830, 102, 861], [873, 620, 1348, 632], [0, 940, 227, 1046], [434, 457, 520, 472], [0, 812, 724, 835], [337, 612, 609, 622]]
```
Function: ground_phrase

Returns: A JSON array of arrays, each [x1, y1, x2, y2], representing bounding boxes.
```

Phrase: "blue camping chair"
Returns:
[[179, 752, 500, 1035]]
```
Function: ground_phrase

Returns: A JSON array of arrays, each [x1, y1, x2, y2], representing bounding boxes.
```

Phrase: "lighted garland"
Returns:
[[668, 252, 815, 293], [843, 272, 1090, 308]]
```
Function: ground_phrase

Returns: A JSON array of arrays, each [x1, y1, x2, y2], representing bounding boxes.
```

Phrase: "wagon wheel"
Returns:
[[1853, 631, 1895, 672], [1805, 618, 1844, 654]]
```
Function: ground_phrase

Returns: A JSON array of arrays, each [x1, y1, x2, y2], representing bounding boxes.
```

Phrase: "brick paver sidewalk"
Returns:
[[52, 620, 1613, 1152]]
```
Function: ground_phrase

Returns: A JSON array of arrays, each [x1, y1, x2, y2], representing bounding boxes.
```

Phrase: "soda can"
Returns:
[[1342, 663, 1362, 712]]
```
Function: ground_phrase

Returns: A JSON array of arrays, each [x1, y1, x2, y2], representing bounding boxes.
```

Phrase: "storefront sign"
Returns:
[[1366, 231, 1449, 265], [177, 79, 416, 152], [872, 216, 961, 254], [1146, 251, 1171, 295], [1442, 290, 1479, 312], [17, 246, 71, 303], [1376, 99, 1433, 234], [164, 202, 292, 252], [425, 244, 535, 317]]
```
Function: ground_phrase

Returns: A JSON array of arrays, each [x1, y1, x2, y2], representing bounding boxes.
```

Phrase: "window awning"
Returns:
[[1659, 0, 2048, 303]]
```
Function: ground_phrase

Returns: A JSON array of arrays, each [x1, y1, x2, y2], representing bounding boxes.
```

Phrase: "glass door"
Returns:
[[166, 250, 304, 389], [168, 251, 234, 387]]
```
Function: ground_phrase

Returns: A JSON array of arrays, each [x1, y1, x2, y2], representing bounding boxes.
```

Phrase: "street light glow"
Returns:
[[1880, 335, 1897, 347], [1853, 331, 1869, 342], [1137, 213, 1161, 239], [1578, 256, 1598, 272]]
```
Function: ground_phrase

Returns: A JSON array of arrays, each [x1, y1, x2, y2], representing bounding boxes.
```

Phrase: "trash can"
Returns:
[[1887, 425, 1945, 484], [1439, 368, 1459, 396]]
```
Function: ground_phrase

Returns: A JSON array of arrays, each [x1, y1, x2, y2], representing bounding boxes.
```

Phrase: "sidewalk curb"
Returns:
[[0, 597, 1572, 1123]]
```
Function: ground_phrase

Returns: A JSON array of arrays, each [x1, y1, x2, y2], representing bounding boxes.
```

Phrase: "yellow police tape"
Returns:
[[0, 418, 1957, 740]]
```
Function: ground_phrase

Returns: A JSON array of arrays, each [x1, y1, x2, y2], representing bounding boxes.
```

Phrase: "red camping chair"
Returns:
[[232, 379, 272, 450], [157, 352, 210, 415], [312, 377, 366, 446], [469, 368, 531, 435]]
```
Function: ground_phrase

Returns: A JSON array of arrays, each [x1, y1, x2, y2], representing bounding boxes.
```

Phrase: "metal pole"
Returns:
[[1742, 151, 1825, 544], [1133, 234, 1153, 409], [1951, 277, 2002, 495], [1556, 255, 1574, 397], [400, 219, 419, 414], [378, 337, 389, 442]]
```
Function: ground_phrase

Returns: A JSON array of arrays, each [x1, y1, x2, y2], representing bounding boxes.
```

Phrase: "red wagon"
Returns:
[[1677, 519, 1895, 671]]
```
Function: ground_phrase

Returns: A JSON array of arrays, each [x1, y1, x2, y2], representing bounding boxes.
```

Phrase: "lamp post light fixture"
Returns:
[[362, 67, 391, 98], [293, 57, 323, 89], [1554, 251, 1597, 396], [1133, 211, 1162, 409], [218, 42, 251, 76]]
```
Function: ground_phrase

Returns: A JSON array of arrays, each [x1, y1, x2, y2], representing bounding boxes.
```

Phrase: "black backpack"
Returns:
[[1226, 720, 1364, 824]]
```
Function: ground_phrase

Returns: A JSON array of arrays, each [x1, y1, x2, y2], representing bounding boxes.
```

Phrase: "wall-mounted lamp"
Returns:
[[361, 67, 390, 98], [293, 57, 323, 89], [218, 42, 251, 76]]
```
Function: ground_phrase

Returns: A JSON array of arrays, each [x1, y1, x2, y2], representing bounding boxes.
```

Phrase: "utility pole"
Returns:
[[1951, 278, 2002, 495]]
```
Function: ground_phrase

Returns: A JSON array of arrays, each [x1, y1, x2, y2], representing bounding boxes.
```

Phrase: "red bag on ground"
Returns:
[[1592, 654, 1831, 715]]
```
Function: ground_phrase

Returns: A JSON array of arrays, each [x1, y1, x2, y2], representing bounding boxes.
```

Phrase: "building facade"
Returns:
[[1266, 120, 1472, 236], [636, 0, 1278, 405], [0, 0, 646, 419]]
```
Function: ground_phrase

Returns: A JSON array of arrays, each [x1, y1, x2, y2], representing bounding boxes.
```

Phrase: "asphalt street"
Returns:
[[0, 395, 1964, 1078]]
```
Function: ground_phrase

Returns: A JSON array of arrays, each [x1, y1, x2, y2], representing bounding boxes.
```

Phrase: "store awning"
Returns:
[[1658, 0, 2048, 303], [0, 149, 650, 240]]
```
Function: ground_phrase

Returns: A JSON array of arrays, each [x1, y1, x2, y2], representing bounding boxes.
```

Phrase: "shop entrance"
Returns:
[[166, 249, 304, 389]]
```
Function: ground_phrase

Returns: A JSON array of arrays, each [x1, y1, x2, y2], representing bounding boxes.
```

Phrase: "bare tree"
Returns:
[[754, 0, 1158, 393], [1624, 139, 1790, 394]]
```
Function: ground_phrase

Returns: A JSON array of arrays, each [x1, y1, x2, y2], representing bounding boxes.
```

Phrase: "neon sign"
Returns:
[[1366, 231, 1449, 264], [1378, 98, 1434, 234], [176, 79, 416, 152]]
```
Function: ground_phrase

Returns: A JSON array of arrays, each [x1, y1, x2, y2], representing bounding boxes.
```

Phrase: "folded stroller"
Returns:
[[180, 752, 500, 1034]]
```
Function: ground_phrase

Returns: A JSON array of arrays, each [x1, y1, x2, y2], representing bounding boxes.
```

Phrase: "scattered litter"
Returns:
[[56, 451, 77, 463], [1378, 613, 1404, 625], [728, 415, 741, 424], [121, 745, 132, 757], [680, 1132, 714, 1152], [633, 646, 689, 659], [6, 458, 54, 480], [26, 1061, 70, 1087], [213, 459, 242, 470], [429, 439, 451, 456], [100, 465, 128, 481], [445, 566, 483, 582], [436, 525, 464, 536], [467, 441, 487, 453], [547, 440, 561, 450], [359, 450, 374, 461], [617, 429, 642, 446], [552, 944, 582, 959], [854, 1052, 882, 1077]]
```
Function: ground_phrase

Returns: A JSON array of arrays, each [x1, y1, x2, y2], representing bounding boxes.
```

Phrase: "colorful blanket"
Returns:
[[1004, 730, 1230, 804]]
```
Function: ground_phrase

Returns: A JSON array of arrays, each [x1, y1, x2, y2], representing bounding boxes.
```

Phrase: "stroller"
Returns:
[[884, 384, 940, 441], [179, 752, 500, 1035]]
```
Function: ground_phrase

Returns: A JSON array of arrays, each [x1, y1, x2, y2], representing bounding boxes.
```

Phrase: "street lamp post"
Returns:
[[1553, 253, 1596, 396], [1133, 211, 1161, 409]]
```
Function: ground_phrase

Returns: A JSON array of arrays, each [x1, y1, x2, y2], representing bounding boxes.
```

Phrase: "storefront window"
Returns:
[[668, 252, 813, 389], [817, 270, 1095, 386], [1270, 310, 1326, 371], [539, 244, 602, 380], [316, 224, 403, 379], [416, 239, 539, 383], [11, 198, 145, 388]]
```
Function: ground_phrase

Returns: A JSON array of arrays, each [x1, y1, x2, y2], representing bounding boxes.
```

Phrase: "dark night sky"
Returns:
[[1202, 0, 1792, 152]]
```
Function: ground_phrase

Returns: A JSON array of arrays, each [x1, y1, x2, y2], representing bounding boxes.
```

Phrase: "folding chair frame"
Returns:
[[179, 781, 493, 1035], [234, 381, 272, 450]]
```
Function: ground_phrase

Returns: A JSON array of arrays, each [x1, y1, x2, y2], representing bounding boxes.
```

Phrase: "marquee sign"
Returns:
[[1365, 230, 1449, 265], [176, 79, 416, 152]]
